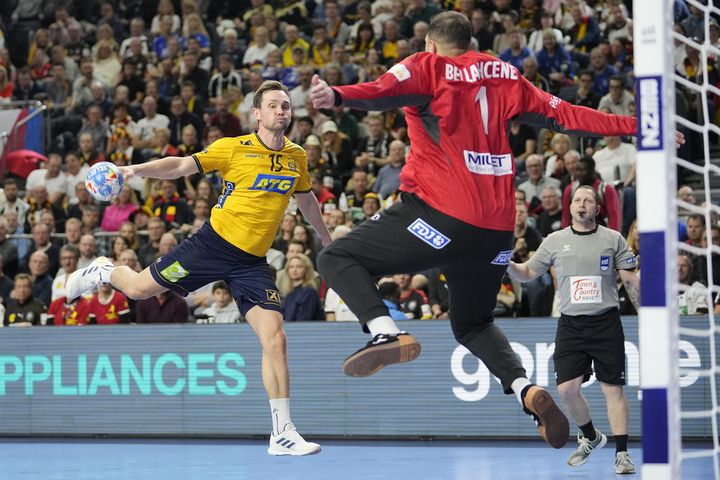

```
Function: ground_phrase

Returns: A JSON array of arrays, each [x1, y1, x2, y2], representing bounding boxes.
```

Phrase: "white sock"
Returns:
[[367, 316, 401, 336], [98, 265, 115, 284], [511, 377, 532, 405], [270, 398, 293, 436]]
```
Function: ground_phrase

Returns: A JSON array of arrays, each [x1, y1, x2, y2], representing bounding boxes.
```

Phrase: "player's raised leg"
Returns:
[[66, 256, 167, 301], [245, 306, 320, 456], [317, 194, 461, 376], [443, 255, 569, 449]]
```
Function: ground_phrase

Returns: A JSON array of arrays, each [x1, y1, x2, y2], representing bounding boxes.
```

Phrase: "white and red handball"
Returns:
[[85, 162, 124, 202]]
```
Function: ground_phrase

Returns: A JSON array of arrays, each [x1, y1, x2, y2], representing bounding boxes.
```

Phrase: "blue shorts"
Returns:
[[149, 222, 282, 316]]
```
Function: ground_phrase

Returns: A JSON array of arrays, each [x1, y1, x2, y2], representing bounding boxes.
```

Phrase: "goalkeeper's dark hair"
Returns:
[[427, 11, 472, 50]]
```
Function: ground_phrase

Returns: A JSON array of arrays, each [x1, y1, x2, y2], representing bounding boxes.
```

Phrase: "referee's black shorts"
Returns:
[[554, 308, 626, 386]]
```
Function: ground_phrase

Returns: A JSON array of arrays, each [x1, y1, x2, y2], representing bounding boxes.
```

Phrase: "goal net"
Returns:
[[634, 0, 719, 478]]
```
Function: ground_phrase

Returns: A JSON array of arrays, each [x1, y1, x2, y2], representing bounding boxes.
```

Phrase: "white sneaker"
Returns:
[[65, 256, 114, 300], [267, 426, 321, 456], [615, 451, 636, 474]]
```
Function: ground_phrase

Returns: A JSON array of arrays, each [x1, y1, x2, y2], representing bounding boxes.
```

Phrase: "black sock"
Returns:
[[579, 421, 596, 441], [615, 434, 628, 453]]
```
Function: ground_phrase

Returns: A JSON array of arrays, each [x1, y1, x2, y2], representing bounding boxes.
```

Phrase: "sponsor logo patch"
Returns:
[[600, 256, 610, 271], [491, 250, 513, 265], [159, 261, 190, 283], [549, 95, 561, 109], [636, 75, 663, 151], [266, 290, 281, 304], [463, 151, 513, 176], [389, 63, 411, 82], [570, 276, 602, 304], [407, 218, 451, 249], [249, 174, 296, 194]]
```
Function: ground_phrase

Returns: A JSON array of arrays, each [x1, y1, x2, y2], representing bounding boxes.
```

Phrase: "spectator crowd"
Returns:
[[0, 0, 714, 325]]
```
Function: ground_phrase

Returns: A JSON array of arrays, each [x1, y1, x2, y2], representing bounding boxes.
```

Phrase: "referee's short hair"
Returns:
[[572, 184, 601, 205], [428, 11, 472, 50]]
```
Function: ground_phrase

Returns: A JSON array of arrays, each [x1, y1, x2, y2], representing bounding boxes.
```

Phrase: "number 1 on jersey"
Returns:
[[475, 86, 489, 135]]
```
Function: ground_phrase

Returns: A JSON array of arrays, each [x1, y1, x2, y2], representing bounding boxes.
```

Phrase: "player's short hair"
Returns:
[[253, 80, 290, 109], [3, 178, 16, 188], [427, 11, 472, 50]]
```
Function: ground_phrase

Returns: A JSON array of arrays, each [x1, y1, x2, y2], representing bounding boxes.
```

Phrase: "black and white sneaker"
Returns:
[[342, 332, 421, 377]]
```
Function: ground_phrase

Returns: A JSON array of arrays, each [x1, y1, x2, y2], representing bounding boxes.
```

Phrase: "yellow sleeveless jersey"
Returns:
[[192, 133, 311, 256]]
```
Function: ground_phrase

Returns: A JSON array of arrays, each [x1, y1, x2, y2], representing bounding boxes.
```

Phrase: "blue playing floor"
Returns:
[[0, 438, 713, 480]]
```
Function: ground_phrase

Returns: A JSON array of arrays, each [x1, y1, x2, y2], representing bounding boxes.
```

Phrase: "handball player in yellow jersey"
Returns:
[[66, 81, 332, 456]]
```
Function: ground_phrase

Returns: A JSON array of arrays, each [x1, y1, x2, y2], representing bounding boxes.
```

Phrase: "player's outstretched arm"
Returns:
[[119, 156, 199, 180], [507, 260, 541, 282], [294, 191, 333, 247]]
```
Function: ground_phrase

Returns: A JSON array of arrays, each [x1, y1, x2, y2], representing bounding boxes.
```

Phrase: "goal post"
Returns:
[[633, 0, 681, 479]]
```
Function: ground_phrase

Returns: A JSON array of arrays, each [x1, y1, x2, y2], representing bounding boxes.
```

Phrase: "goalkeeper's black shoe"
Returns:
[[342, 332, 421, 377], [522, 385, 570, 449]]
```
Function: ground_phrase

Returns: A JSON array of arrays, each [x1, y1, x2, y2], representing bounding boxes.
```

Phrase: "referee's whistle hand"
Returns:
[[311, 74, 334, 109]]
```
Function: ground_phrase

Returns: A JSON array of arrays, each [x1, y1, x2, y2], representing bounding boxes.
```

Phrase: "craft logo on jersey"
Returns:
[[600, 256, 610, 271], [570, 276, 602, 304], [491, 249, 513, 265], [248, 174, 296, 194], [463, 151, 513, 176], [637, 76, 663, 151], [407, 218, 451, 249]]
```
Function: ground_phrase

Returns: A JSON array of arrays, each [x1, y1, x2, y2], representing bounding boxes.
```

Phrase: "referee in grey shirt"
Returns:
[[508, 185, 639, 475]]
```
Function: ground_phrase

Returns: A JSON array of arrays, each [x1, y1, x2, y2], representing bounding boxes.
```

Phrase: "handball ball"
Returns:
[[85, 162, 124, 202]]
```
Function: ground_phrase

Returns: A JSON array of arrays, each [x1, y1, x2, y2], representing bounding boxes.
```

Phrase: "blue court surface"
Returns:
[[0, 438, 713, 480]]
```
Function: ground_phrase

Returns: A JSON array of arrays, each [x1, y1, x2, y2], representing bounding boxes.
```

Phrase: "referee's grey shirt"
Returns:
[[526, 225, 637, 316]]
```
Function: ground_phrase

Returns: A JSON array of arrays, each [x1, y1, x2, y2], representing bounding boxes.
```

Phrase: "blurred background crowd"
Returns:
[[0, 0, 714, 326]]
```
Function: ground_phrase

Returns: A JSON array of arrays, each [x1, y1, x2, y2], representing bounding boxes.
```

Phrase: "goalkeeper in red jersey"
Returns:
[[311, 11, 646, 449]]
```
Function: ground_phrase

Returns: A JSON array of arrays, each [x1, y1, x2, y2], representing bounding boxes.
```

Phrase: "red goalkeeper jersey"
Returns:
[[333, 51, 636, 231]]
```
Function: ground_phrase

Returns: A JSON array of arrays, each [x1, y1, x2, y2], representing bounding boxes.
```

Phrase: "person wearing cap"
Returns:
[[361, 192, 381, 222], [304, 134, 332, 179], [320, 120, 354, 184]]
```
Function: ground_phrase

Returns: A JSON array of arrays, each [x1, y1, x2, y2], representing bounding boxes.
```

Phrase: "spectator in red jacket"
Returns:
[[48, 295, 91, 325], [88, 284, 131, 324]]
